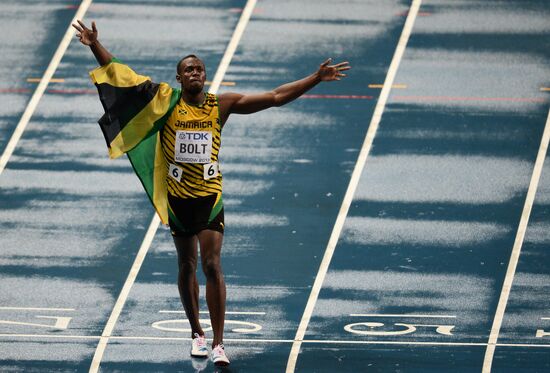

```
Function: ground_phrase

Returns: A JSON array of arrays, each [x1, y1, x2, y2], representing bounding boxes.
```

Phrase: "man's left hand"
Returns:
[[318, 58, 351, 81]]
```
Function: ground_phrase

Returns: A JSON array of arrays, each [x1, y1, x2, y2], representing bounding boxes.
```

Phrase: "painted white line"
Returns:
[[541, 317, 550, 320], [0, 0, 93, 176], [0, 307, 75, 312], [350, 314, 456, 318], [301, 340, 550, 348], [3, 333, 550, 349], [302, 340, 486, 347], [109, 336, 296, 343], [208, 0, 257, 94], [483, 108, 550, 373], [495, 343, 550, 348], [285, 1, 423, 372], [0, 334, 99, 340], [159, 310, 266, 315], [89, 214, 161, 373], [88, 2, 256, 372]]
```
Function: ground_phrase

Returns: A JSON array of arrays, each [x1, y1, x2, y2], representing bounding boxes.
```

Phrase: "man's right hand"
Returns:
[[72, 20, 98, 46], [71, 20, 113, 66]]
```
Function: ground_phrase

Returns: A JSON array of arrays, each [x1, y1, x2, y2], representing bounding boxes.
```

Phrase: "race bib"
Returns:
[[169, 162, 219, 182], [174, 131, 212, 163], [203, 162, 219, 180], [169, 164, 183, 182]]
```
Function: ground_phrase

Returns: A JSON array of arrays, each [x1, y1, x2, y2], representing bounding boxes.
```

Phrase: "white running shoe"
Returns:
[[190, 333, 208, 358], [211, 343, 230, 366]]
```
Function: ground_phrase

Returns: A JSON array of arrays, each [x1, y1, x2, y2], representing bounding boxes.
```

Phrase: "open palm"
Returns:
[[318, 58, 351, 81]]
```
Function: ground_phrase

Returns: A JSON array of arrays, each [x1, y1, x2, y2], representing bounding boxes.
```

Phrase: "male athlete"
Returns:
[[73, 20, 350, 366]]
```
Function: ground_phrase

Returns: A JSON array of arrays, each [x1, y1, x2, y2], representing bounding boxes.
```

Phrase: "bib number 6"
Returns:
[[203, 162, 219, 180], [169, 164, 183, 182]]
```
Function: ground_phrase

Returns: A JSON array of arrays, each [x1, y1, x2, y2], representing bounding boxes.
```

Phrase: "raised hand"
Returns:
[[71, 20, 113, 66], [318, 58, 351, 81], [72, 20, 98, 46]]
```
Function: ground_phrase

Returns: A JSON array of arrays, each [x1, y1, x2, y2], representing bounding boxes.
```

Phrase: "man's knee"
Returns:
[[179, 256, 198, 275], [201, 257, 222, 279]]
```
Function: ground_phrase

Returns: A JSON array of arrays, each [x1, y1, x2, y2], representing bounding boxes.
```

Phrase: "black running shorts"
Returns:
[[167, 193, 224, 237]]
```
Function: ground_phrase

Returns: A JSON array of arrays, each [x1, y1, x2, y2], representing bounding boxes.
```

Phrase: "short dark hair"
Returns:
[[176, 54, 203, 73]]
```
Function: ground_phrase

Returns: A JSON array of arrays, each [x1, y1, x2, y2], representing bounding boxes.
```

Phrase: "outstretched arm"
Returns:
[[72, 20, 113, 66], [218, 58, 351, 125]]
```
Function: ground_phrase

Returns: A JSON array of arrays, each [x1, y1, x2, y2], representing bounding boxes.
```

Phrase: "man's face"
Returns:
[[177, 57, 206, 94]]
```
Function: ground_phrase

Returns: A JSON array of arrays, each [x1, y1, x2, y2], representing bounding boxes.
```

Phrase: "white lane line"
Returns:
[[0, 307, 75, 312], [302, 340, 486, 347], [350, 314, 456, 318], [159, 310, 266, 315], [88, 214, 160, 372], [87, 2, 257, 372], [285, 1, 423, 372], [0, 0, 93, 176], [483, 108, 550, 373], [3, 333, 550, 349], [0, 334, 99, 340], [109, 337, 490, 347], [494, 343, 550, 348], [208, 0, 257, 94]]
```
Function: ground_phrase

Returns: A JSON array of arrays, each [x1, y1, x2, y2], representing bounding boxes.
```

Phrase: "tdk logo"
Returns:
[[177, 132, 210, 141]]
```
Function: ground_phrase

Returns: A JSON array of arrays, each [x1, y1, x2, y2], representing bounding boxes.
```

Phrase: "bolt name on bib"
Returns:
[[175, 130, 212, 163]]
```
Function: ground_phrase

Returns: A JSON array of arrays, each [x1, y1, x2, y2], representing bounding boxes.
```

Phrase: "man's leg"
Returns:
[[173, 234, 205, 338], [197, 229, 225, 347]]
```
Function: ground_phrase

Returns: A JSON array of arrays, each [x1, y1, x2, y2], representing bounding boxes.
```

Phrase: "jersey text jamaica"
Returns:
[[161, 93, 222, 198]]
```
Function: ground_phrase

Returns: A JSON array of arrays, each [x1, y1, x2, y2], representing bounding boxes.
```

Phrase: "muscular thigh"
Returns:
[[198, 230, 223, 259], [173, 234, 198, 266]]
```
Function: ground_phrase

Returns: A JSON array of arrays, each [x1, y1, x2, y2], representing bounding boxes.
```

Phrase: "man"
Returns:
[[72, 20, 350, 366]]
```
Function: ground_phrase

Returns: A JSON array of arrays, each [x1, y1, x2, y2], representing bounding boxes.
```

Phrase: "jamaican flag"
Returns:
[[89, 58, 180, 224]]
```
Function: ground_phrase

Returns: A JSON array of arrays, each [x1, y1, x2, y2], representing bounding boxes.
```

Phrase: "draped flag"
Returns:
[[89, 58, 180, 224]]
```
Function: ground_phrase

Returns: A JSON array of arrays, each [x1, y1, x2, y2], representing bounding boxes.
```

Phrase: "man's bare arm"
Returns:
[[72, 20, 113, 66], [218, 58, 350, 124]]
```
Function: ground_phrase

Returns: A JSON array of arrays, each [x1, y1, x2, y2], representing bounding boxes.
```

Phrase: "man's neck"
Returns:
[[181, 90, 205, 106]]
